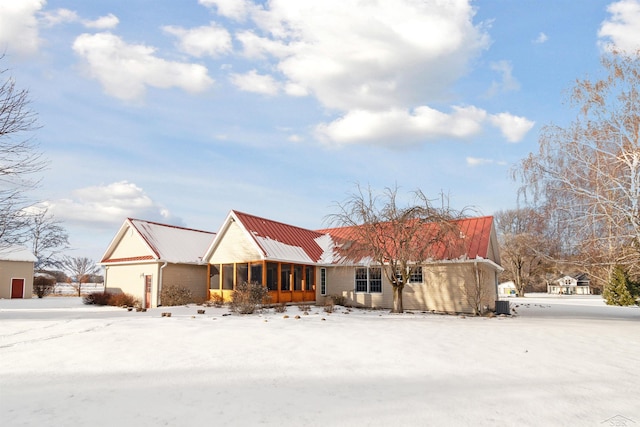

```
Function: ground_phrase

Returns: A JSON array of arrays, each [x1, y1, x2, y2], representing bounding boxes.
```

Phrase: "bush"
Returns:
[[330, 294, 347, 306], [210, 293, 225, 307], [274, 302, 287, 313], [298, 304, 311, 312], [33, 275, 55, 298], [161, 284, 193, 306], [324, 301, 334, 313], [83, 291, 138, 306], [230, 281, 270, 314]]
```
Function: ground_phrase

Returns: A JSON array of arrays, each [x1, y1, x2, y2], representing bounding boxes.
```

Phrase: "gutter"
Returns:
[[157, 261, 168, 306]]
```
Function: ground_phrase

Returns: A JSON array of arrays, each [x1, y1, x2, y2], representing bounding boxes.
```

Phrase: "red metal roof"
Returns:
[[318, 216, 494, 261], [233, 211, 328, 262]]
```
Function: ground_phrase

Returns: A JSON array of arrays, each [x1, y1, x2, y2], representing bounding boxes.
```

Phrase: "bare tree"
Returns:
[[62, 257, 100, 297], [25, 206, 69, 270], [326, 184, 466, 313], [495, 208, 556, 296], [516, 50, 640, 288], [0, 57, 45, 249]]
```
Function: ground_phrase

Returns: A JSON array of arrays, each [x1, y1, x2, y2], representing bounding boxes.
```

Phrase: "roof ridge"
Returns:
[[128, 218, 215, 235]]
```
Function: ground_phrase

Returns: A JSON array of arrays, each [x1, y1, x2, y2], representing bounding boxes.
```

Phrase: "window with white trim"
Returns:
[[355, 267, 382, 293], [320, 268, 327, 295], [395, 266, 423, 284]]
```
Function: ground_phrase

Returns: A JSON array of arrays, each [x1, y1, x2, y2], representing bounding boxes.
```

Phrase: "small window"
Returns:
[[294, 265, 303, 291], [237, 263, 248, 286], [222, 264, 234, 290], [355, 267, 382, 293], [409, 266, 423, 284], [281, 264, 291, 291], [355, 267, 368, 292], [266, 262, 278, 291], [250, 263, 263, 285], [369, 267, 382, 293], [320, 268, 327, 295], [305, 266, 315, 291]]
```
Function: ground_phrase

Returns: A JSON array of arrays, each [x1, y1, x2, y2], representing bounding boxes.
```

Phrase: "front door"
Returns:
[[11, 278, 24, 299], [145, 275, 152, 308]]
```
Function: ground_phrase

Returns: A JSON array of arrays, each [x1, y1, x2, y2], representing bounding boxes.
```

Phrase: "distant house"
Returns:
[[498, 281, 517, 297], [0, 246, 37, 299], [100, 219, 216, 308], [101, 211, 503, 314], [548, 274, 590, 295]]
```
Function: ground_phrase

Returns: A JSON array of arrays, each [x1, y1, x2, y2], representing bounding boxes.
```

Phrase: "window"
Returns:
[[294, 265, 303, 290], [209, 265, 220, 290], [305, 266, 315, 291], [356, 267, 382, 293], [281, 264, 291, 291], [409, 266, 423, 284], [266, 262, 278, 291], [320, 268, 326, 295], [250, 263, 263, 285], [222, 264, 234, 290], [236, 263, 248, 286]]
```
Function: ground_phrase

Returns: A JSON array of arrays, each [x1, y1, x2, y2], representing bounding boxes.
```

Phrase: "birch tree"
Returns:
[[517, 50, 640, 286], [326, 184, 466, 313]]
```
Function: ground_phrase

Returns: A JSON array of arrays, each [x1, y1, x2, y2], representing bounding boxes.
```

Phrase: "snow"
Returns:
[[1, 295, 639, 426]]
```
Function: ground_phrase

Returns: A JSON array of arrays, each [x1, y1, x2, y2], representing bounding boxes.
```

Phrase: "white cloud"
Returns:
[[486, 60, 521, 97], [316, 105, 488, 147], [83, 13, 119, 30], [163, 22, 232, 58], [0, 0, 44, 56], [72, 32, 214, 101], [199, 0, 255, 21], [234, 0, 490, 112], [41, 8, 79, 26], [230, 69, 279, 95], [466, 157, 506, 166], [44, 181, 183, 230], [533, 32, 548, 44], [489, 112, 535, 143], [599, 0, 640, 52]]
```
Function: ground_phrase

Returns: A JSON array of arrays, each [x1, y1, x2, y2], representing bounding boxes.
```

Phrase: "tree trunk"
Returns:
[[392, 284, 404, 313], [77, 283, 81, 297]]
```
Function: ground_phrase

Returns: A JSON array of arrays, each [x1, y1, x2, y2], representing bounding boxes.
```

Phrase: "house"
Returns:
[[548, 274, 590, 295], [0, 246, 37, 299], [100, 219, 216, 308], [100, 211, 502, 314], [498, 281, 517, 297], [202, 210, 502, 314]]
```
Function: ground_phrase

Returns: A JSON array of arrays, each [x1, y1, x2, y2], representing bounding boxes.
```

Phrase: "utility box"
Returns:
[[495, 300, 510, 315]]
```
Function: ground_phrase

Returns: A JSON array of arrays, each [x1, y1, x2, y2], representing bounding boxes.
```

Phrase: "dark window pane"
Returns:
[[355, 267, 368, 292], [209, 265, 220, 290], [370, 267, 382, 293], [294, 265, 302, 290], [320, 268, 326, 295], [250, 263, 263, 285], [237, 263, 248, 286], [281, 264, 291, 291], [222, 264, 234, 290], [266, 262, 278, 291], [305, 266, 315, 291]]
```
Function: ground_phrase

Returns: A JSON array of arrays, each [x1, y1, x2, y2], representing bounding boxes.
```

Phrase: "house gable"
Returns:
[[104, 223, 157, 262], [207, 218, 264, 264]]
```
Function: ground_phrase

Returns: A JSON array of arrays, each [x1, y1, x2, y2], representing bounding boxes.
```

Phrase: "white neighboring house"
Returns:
[[498, 281, 517, 297], [100, 219, 216, 308], [0, 246, 37, 299], [548, 274, 590, 295]]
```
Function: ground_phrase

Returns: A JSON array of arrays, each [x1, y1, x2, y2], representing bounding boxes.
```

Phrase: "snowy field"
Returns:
[[1, 295, 638, 427]]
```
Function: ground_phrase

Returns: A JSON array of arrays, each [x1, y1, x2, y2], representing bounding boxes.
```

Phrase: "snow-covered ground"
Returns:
[[1, 295, 638, 426]]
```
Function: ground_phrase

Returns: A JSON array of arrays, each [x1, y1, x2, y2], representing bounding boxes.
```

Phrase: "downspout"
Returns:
[[157, 261, 168, 307], [104, 266, 109, 294]]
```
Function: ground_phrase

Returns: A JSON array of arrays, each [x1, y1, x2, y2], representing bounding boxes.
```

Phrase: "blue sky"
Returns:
[[1, 0, 638, 262]]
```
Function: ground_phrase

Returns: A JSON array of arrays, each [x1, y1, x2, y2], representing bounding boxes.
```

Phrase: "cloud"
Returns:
[[598, 0, 640, 52], [40, 8, 79, 26], [486, 60, 520, 97], [0, 0, 45, 56], [316, 105, 488, 147], [227, 0, 490, 111], [489, 112, 535, 143], [83, 13, 119, 30], [199, 0, 255, 21], [229, 69, 279, 95], [533, 32, 548, 44], [163, 22, 232, 58], [72, 32, 214, 101], [466, 157, 506, 166], [44, 181, 184, 230]]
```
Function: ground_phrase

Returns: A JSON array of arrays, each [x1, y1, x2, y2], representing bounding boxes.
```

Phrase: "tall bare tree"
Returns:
[[0, 57, 44, 249], [516, 50, 640, 288], [25, 206, 69, 270], [326, 184, 466, 313], [495, 208, 556, 296], [63, 257, 99, 297]]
